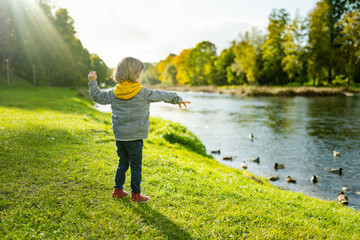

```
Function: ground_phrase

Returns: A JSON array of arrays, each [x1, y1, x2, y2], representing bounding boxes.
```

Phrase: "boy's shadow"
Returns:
[[121, 200, 193, 240]]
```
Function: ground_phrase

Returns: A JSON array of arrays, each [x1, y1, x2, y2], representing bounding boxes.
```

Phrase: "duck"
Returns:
[[274, 163, 285, 169], [241, 162, 247, 169], [211, 150, 221, 154], [286, 176, 296, 183], [311, 175, 319, 183], [330, 168, 342, 174], [355, 192, 360, 195], [268, 176, 279, 181], [223, 156, 232, 161], [333, 150, 341, 157], [250, 157, 260, 163], [342, 187, 350, 192], [337, 191, 348, 205], [249, 132, 254, 141]]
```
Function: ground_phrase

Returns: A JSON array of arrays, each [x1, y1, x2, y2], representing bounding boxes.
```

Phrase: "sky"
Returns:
[[54, 0, 319, 68]]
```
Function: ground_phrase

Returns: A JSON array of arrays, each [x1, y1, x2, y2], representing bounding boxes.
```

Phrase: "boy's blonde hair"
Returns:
[[111, 57, 144, 83]]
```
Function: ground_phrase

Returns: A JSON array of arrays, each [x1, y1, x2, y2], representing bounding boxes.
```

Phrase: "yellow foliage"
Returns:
[[173, 49, 192, 85], [156, 54, 176, 82]]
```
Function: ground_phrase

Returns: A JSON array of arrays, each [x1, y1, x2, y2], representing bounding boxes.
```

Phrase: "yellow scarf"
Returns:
[[113, 81, 143, 100]]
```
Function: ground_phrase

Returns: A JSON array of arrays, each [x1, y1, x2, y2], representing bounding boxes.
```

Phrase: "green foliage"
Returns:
[[308, 0, 333, 85], [0, 72, 32, 86], [233, 28, 264, 85], [281, 15, 307, 82], [308, 0, 360, 85], [155, 54, 176, 84], [150, 118, 206, 156], [90, 54, 109, 86], [3, 0, 359, 89], [210, 46, 236, 86], [189, 41, 217, 86], [337, 9, 360, 83], [162, 63, 177, 85], [142, 1, 359, 87], [0, 0, 108, 87], [142, 63, 161, 85], [261, 9, 289, 85], [1, 87, 360, 239]]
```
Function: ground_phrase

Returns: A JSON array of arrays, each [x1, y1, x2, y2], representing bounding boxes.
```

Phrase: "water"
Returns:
[[94, 91, 360, 209]]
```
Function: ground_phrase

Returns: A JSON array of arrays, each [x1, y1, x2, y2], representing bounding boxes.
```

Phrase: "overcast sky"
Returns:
[[54, 0, 319, 68]]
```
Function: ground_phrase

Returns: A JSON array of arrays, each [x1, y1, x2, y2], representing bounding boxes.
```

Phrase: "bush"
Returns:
[[150, 118, 207, 156]]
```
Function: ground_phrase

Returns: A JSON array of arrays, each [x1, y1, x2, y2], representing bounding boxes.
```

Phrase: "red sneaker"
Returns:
[[112, 188, 129, 198], [131, 192, 150, 202]]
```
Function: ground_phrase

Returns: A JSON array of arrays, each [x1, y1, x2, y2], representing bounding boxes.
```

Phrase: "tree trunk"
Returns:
[[328, 66, 332, 84]]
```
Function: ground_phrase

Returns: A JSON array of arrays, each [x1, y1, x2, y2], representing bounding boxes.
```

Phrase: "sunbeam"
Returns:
[[9, 1, 72, 67]]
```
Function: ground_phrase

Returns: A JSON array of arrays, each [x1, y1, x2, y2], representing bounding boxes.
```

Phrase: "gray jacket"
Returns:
[[88, 80, 183, 141]]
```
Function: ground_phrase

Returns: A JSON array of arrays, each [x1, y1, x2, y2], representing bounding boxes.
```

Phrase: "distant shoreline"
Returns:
[[146, 85, 359, 97]]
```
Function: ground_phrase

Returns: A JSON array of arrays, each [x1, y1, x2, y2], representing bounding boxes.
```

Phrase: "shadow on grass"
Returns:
[[121, 200, 193, 239]]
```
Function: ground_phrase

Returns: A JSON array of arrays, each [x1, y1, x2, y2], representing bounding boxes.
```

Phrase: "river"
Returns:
[[94, 91, 360, 209]]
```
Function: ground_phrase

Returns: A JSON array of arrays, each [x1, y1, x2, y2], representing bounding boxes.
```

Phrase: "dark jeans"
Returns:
[[114, 140, 143, 193]]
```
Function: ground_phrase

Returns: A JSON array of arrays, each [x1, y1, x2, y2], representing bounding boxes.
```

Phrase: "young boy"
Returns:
[[88, 57, 190, 202]]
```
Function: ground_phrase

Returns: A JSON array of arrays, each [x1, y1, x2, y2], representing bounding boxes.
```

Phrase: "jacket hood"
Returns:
[[113, 81, 143, 100]]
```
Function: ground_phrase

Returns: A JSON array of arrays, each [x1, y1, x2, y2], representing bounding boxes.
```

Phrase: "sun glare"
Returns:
[[8, 0, 71, 63]]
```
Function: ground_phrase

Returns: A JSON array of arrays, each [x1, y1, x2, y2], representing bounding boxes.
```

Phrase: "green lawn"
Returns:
[[0, 87, 359, 239]]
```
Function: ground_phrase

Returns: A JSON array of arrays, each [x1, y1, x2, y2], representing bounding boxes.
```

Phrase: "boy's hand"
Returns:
[[88, 71, 97, 81], [179, 100, 191, 108]]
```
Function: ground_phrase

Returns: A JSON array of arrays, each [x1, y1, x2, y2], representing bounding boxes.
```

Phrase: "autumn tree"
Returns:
[[173, 49, 193, 85], [232, 28, 264, 85], [156, 53, 176, 84], [162, 63, 177, 85]]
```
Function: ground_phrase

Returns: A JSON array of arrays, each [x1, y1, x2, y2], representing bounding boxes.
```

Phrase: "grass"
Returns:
[[0, 73, 33, 87], [1, 86, 360, 239]]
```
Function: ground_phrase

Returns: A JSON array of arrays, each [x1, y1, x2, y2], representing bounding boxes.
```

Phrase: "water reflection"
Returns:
[[94, 92, 360, 209]]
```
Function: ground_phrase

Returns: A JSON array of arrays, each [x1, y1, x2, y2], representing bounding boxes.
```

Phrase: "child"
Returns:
[[88, 57, 190, 202]]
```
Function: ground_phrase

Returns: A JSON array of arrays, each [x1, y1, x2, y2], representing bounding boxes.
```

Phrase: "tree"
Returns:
[[261, 9, 289, 85], [325, 0, 348, 83], [0, 0, 107, 86], [282, 14, 307, 83], [156, 53, 176, 84], [210, 46, 235, 86], [0, 0, 12, 73], [337, 9, 360, 83], [307, 1, 331, 85], [162, 63, 177, 85], [173, 49, 193, 85], [189, 41, 217, 86], [233, 28, 264, 85], [90, 54, 108, 86], [142, 63, 160, 85], [308, 0, 359, 85]]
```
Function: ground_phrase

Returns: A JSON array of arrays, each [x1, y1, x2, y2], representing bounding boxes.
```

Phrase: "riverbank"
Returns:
[[147, 85, 359, 97], [1, 87, 360, 239]]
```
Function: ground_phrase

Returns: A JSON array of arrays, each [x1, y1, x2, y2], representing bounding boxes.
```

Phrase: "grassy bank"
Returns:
[[149, 85, 360, 97], [1, 86, 360, 239]]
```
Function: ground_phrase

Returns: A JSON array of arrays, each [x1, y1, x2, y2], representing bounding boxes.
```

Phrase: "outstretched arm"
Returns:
[[144, 88, 183, 104], [88, 71, 113, 105]]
